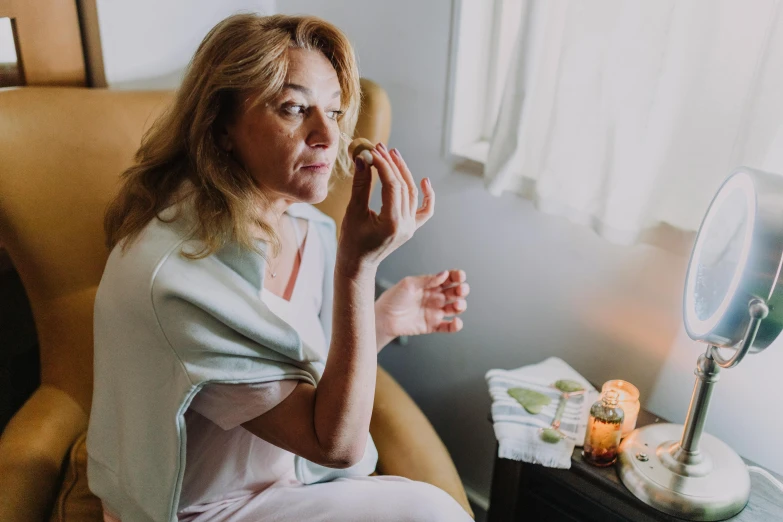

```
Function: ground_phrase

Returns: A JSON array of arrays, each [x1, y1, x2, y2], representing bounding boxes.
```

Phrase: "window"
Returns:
[[445, 0, 523, 164], [453, 0, 783, 247], [0, 17, 23, 87]]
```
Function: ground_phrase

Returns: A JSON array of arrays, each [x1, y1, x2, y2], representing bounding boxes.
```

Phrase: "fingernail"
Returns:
[[391, 148, 400, 157], [378, 142, 387, 152], [425, 178, 432, 188], [355, 156, 366, 171]]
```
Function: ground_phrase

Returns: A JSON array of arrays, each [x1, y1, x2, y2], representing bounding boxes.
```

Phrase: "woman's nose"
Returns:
[[306, 109, 338, 148]]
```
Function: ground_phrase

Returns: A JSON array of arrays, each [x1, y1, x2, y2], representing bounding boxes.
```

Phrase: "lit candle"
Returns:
[[601, 380, 640, 438]]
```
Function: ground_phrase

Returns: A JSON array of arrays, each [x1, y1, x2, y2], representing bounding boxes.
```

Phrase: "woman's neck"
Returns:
[[253, 195, 296, 239]]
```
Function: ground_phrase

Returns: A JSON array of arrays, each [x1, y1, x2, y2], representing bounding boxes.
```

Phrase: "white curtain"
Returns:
[[485, 0, 783, 244]]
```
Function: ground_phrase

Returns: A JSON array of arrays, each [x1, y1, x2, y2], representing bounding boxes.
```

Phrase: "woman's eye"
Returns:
[[283, 104, 306, 116], [281, 104, 343, 120]]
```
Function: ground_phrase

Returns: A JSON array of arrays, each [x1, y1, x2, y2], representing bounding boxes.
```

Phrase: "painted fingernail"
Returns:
[[378, 142, 387, 152], [391, 148, 400, 157], [355, 156, 366, 171]]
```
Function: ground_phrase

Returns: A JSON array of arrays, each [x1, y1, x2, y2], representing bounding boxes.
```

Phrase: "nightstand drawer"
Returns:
[[522, 494, 584, 522], [520, 465, 673, 522]]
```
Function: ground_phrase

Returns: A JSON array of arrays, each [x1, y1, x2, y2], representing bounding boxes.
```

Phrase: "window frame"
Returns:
[[443, 0, 522, 166]]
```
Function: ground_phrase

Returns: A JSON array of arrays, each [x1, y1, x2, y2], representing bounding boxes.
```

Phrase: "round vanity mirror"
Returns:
[[619, 167, 783, 521], [683, 168, 783, 352]]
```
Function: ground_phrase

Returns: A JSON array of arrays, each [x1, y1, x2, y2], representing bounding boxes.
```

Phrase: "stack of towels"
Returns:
[[486, 357, 599, 469]]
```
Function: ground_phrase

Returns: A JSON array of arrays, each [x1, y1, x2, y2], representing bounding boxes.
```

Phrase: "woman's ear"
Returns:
[[217, 125, 234, 152]]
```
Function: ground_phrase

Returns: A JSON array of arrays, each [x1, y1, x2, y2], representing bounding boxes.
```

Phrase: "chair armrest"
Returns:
[[0, 385, 87, 522], [371, 367, 473, 518]]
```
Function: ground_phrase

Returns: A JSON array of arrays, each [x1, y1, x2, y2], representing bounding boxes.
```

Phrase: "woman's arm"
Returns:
[[243, 144, 434, 468], [242, 259, 377, 468]]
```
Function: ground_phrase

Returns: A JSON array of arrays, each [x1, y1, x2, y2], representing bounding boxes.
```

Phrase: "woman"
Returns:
[[86, 13, 472, 522]]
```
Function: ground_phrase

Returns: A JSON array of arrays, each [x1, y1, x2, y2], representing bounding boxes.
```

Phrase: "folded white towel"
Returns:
[[486, 357, 599, 469]]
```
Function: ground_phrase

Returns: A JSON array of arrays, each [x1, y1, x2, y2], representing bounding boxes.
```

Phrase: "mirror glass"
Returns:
[[685, 173, 754, 337], [693, 189, 748, 321]]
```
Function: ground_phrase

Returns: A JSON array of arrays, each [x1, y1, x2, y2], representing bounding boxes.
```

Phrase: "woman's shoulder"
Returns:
[[101, 201, 241, 308], [104, 207, 188, 273]]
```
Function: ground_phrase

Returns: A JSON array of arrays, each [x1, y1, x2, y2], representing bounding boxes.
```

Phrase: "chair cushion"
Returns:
[[49, 432, 102, 522]]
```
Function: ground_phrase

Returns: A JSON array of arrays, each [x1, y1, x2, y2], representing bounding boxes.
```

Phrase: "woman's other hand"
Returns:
[[338, 143, 434, 274], [374, 269, 469, 352]]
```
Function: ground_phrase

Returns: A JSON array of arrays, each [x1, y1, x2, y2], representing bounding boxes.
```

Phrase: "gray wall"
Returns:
[[282, 0, 783, 502]]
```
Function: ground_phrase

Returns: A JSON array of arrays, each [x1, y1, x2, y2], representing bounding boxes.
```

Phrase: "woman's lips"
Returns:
[[301, 163, 331, 174]]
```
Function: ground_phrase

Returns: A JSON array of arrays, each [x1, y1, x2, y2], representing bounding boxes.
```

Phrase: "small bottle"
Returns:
[[582, 390, 624, 467]]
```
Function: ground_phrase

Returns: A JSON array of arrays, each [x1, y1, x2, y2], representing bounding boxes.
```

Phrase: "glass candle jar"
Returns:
[[601, 379, 640, 438], [582, 390, 624, 467]]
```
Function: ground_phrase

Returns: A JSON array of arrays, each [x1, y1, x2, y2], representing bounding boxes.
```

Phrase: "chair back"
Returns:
[[0, 80, 390, 416]]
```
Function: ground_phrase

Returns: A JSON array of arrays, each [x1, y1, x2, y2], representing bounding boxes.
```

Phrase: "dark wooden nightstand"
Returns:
[[487, 409, 783, 521]]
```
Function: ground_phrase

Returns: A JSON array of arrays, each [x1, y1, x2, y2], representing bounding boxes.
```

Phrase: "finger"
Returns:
[[435, 317, 463, 333], [443, 299, 468, 315], [376, 143, 408, 217], [371, 147, 402, 221], [415, 178, 435, 229], [442, 282, 470, 299], [424, 270, 450, 289], [390, 148, 417, 215], [423, 292, 447, 309], [445, 269, 466, 286], [349, 155, 373, 209]]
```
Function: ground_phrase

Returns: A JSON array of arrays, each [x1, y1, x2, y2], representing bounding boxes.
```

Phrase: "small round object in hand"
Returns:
[[348, 137, 375, 165]]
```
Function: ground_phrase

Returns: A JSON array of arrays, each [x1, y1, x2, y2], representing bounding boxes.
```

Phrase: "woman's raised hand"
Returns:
[[338, 142, 434, 273]]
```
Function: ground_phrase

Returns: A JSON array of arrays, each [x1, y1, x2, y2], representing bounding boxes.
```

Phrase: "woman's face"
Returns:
[[224, 48, 343, 205]]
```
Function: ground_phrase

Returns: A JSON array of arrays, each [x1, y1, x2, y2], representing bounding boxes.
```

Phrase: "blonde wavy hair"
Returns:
[[105, 13, 361, 258]]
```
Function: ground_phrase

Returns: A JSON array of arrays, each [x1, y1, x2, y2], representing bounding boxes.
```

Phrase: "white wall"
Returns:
[[281, 0, 783, 502], [96, 0, 275, 89]]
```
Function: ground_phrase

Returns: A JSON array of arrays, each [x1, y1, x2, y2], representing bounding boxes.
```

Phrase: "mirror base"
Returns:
[[618, 423, 750, 521]]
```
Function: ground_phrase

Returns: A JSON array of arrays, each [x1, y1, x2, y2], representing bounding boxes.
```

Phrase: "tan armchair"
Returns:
[[0, 80, 472, 521]]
